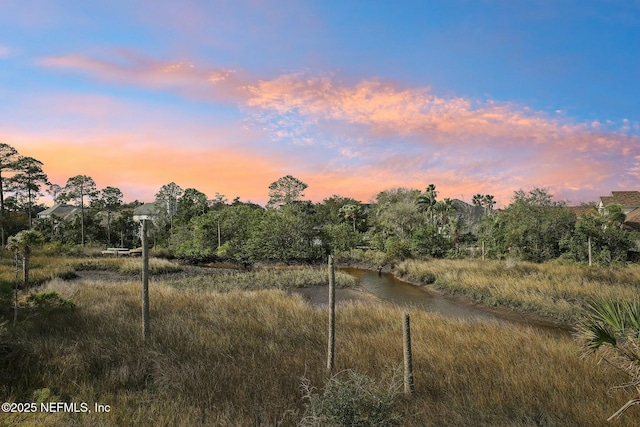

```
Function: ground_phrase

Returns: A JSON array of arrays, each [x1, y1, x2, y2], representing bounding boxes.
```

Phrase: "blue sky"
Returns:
[[1, 0, 639, 206]]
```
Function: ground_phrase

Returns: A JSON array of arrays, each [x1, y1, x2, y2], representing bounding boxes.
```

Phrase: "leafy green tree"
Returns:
[[247, 205, 320, 261], [112, 207, 136, 248], [59, 175, 98, 246], [314, 195, 362, 227], [95, 186, 123, 245], [9, 156, 49, 228], [267, 175, 308, 208], [47, 183, 64, 204], [322, 223, 361, 253], [495, 188, 575, 261], [155, 182, 183, 232], [0, 143, 20, 246], [373, 188, 424, 239], [210, 192, 228, 210], [213, 203, 264, 260], [411, 225, 451, 258], [603, 203, 626, 228], [173, 203, 265, 262], [560, 211, 635, 264], [176, 188, 208, 224], [384, 235, 411, 261]]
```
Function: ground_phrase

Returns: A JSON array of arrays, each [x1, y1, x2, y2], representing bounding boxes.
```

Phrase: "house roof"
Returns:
[[36, 203, 80, 220], [623, 208, 640, 231], [133, 202, 158, 217], [599, 191, 640, 208], [565, 205, 598, 217]]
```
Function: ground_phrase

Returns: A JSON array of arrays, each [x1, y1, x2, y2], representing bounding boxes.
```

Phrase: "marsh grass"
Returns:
[[396, 258, 640, 323], [0, 256, 181, 288], [71, 257, 182, 275], [0, 275, 636, 426], [165, 267, 356, 292]]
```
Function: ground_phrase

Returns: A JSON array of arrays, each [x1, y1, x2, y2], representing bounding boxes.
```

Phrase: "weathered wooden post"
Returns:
[[141, 219, 150, 341], [327, 255, 336, 374], [13, 250, 18, 326], [482, 241, 485, 261], [403, 312, 415, 395], [588, 236, 592, 267], [134, 209, 153, 341]]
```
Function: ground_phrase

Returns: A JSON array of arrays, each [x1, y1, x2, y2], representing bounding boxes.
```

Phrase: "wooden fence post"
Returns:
[[327, 255, 336, 374], [13, 250, 18, 326], [403, 312, 415, 395], [142, 219, 150, 341]]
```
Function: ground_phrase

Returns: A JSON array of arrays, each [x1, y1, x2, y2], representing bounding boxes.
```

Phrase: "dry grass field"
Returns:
[[1, 257, 637, 426], [396, 258, 640, 323]]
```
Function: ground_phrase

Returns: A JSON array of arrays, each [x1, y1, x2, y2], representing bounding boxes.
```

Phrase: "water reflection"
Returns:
[[340, 268, 572, 336]]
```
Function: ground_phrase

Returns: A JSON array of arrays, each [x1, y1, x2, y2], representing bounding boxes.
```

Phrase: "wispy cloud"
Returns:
[[35, 50, 640, 205], [40, 51, 248, 103], [0, 45, 9, 58]]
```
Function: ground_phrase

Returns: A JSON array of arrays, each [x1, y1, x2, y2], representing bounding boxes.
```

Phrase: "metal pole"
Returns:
[[142, 219, 150, 341], [588, 236, 592, 267], [327, 255, 336, 374]]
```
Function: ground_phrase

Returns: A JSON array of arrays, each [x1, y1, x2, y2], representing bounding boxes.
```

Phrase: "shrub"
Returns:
[[300, 369, 403, 427], [26, 291, 75, 317], [384, 237, 411, 262]]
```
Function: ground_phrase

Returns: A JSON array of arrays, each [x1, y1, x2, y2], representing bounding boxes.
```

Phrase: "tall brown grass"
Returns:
[[0, 274, 634, 426], [165, 266, 356, 292], [396, 258, 640, 323]]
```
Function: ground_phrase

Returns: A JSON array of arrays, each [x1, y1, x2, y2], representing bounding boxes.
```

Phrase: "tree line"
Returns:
[[0, 142, 636, 264]]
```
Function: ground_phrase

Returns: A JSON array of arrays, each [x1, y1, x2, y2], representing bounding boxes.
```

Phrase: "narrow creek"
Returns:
[[340, 268, 573, 337]]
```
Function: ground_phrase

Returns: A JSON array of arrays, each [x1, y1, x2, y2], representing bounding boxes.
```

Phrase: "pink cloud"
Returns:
[[32, 51, 640, 205], [40, 51, 249, 103]]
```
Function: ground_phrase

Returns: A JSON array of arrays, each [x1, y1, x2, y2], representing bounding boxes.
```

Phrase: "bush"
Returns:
[[26, 291, 75, 317], [39, 242, 83, 257], [384, 237, 411, 262], [300, 369, 403, 427]]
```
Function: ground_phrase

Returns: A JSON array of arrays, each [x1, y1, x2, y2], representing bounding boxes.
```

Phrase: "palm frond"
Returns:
[[581, 322, 617, 351], [586, 299, 627, 333]]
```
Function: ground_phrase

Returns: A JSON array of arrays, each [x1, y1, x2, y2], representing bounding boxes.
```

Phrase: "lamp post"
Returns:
[[133, 214, 151, 341]]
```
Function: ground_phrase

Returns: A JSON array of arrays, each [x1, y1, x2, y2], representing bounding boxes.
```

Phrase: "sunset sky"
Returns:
[[1, 1, 640, 207]]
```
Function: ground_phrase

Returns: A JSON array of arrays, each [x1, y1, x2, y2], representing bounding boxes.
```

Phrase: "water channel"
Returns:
[[340, 267, 573, 337]]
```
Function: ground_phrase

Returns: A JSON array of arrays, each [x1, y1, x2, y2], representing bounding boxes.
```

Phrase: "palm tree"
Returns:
[[7, 229, 44, 290], [416, 184, 438, 225], [339, 204, 361, 232], [578, 299, 640, 420], [483, 195, 496, 214], [433, 198, 456, 230], [472, 194, 484, 208]]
